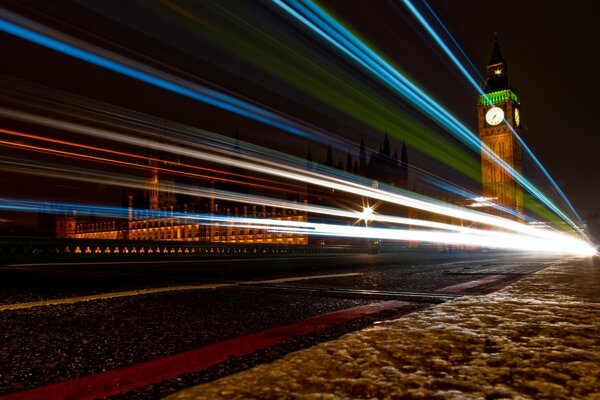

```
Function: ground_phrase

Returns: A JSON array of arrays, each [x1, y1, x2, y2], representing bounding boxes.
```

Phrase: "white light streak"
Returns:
[[0, 159, 596, 257]]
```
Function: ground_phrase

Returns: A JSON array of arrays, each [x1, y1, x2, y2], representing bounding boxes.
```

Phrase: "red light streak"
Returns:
[[0, 127, 307, 195]]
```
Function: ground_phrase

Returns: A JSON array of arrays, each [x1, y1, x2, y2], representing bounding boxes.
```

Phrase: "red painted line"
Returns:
[[436, 275, 507, 294], [479, 276, 522, 294], [1, 300, 412, 400]]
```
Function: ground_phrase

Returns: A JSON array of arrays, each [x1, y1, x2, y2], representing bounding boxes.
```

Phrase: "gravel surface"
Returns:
[[167, 257, 600, 400]]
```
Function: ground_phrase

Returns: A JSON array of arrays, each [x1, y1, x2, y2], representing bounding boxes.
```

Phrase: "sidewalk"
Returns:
[[166, 257, 600, 400]]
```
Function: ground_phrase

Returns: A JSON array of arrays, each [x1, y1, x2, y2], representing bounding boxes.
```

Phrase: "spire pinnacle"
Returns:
[[488, 32, 504, 66], [484, 33, 509, 92]]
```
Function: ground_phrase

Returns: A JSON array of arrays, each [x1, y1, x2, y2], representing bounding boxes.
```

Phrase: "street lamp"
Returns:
[[361, 206, 374, 226]]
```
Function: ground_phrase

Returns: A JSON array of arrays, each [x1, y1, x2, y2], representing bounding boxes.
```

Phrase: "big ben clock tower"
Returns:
[[477, 34, 523, 219]]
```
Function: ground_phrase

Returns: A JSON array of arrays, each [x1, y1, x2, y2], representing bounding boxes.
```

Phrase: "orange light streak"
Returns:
[[0, 139, 297, 195], [0, 127, 305, 194]]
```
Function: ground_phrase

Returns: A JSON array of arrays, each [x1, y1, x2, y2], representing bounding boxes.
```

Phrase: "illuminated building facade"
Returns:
[[69, 205, 308, 245], [60, 135, 407, 246], [477, 35, 524, 219], [62, 137, 308, 245]]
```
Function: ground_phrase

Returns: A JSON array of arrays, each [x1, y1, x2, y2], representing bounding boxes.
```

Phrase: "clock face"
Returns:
[[514, 108, 520, 127], [485, 107, 504, 126]]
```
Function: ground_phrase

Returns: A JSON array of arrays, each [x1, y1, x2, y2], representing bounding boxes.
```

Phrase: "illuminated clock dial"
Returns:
[[514, 108, 520, 127], [485, 107, 504, 126]]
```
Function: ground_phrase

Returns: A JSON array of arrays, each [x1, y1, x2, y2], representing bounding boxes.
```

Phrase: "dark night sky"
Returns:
[[0, 0, 598, 232]]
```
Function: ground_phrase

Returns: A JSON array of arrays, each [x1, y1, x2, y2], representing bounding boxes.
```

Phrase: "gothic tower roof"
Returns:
[[484, 33, 510, 93], [488, 33, 505, 65]]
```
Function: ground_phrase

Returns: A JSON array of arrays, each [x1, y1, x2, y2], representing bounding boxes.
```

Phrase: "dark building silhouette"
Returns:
[[305, 134, 410, 245], [364, 134, 408, 188]]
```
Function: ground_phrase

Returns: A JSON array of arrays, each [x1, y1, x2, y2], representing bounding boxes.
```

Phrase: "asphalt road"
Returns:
[[0, 251, 560, 399]]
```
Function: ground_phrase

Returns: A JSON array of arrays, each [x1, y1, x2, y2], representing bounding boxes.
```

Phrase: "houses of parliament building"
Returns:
[[55, 133, 409, 245]]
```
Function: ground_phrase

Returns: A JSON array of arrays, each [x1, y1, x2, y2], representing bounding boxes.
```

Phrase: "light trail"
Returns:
[[0, 8, 578, 236], [153, 0, 480, 180], [0, 7, 506, 228], [0, 9, 343, 149], [270, 225, 595, 256], [0, 160, 495, 235], [0, 158, 558, 253], [0, 198, 595, 256], [401, 0, 585, 228], [0, 7, 591, 251], [272, 0, 583, 237], [0, 136, 591, 253], [0, 128, 309, 195], [0, 78, 482, 213], [419, 0, 485, 84], [0, 134, 348, 208], [0, 107, 585, 244], [425, 178, 537, 223]]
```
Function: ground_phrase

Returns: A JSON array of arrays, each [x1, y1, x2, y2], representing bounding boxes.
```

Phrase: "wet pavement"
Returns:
[[166, 256, 600, 400]]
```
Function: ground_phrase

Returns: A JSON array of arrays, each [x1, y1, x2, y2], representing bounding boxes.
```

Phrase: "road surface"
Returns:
[[0, 251, 559, 399]]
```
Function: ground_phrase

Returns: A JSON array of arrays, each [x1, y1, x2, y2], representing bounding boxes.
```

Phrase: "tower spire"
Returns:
[[488, 32, 504, 65], [485, 33, 509, 92]]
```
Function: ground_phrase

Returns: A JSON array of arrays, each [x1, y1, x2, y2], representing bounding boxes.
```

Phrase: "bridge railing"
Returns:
[[0, 238, 373, 261]]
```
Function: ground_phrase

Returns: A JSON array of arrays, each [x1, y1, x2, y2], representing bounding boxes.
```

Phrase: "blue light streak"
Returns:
[[402, 0, 585, 227], [1, 198, 594, 255], [0, 17, 322, 143], [0, 7, 583, 236], [420, 0, 485, 84], [274, 0, 583, 236], [401, 0, 481, 94], [425, 178, 535, 222]]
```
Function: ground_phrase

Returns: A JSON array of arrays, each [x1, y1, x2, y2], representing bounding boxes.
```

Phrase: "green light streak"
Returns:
[[151, 0, 481, 181], [146, 1, 576, 234], [524, 193, 577, 235]]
